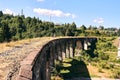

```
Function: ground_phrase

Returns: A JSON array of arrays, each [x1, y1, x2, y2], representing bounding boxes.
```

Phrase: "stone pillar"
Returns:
[[64, 41, 67, 58], [84, 41, 88, 50], [59, 42, 63, 61], [57, 42, 62, 61], [69, 40, 73, 58], [45, 47, 51, 80], [62, 42, 66, 59], [54, 44, 59, 61], [40, 67, 44, 80], [39, 58, 46, 80], [32, 51, 45, 80], [50, 46, 55, 67], [49, 44, 56, 79], [66, 41, 70, 58], [46, 61, 51, 80], [37, 52, 47, 80], [72, 40, 76, 57], [32, 61, 40, 80], [75, 40, 82, 56], [81, 39, 84, 50]]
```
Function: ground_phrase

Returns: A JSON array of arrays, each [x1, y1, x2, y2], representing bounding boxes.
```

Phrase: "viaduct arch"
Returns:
[[18, 37, 97, 80]]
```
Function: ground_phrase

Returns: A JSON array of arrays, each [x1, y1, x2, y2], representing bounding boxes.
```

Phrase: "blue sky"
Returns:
[[0, 0, 120, 28]]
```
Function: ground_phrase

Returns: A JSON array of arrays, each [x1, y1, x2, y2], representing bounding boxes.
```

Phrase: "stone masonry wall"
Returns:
[[17, 37, 97, 80]]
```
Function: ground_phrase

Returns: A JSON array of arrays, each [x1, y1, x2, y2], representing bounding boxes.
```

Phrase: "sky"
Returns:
[[0, 0, 120, 28]]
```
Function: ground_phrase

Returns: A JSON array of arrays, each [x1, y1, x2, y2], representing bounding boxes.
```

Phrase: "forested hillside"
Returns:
[[0, 11, 120, 42]]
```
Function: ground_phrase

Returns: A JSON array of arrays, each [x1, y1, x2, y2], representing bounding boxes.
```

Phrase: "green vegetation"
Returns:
[[0, 11, 120, 43], [0, 11, 77, 42], [52, 37, 120, 79], [79, 37, 120, 78]]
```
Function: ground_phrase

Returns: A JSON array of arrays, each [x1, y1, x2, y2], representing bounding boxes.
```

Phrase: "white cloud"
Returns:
[[37, 0, 45, 2], [33, 8, 76, 18], [3, 9, 16, 15], [93, 18, 104, 24]]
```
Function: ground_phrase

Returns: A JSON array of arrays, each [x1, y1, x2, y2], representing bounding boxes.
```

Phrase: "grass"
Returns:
[[62, 63, 71, 67], [0, 37, 59, 53], [89, 37, 120, 78], [60, 69, 70, 74], [0, 38, 32, 53]]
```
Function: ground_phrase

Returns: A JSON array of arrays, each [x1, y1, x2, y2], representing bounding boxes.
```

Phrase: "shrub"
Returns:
[[98, 51, 109, 60], [112, 70, 120, 78]]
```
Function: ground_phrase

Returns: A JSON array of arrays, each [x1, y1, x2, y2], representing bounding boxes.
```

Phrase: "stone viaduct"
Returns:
[[18, 37, 97, 80]]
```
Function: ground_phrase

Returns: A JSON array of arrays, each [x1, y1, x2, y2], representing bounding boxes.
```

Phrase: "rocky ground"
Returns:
[[0, 37, 56, 80]]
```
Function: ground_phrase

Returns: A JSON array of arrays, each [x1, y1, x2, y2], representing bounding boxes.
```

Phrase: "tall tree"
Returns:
[[1, 20, 10, 41], [80, 25, 86, 31], [80, 25, 86, 33], [99, 25, 104, 30], [0, 11, 3, 17]]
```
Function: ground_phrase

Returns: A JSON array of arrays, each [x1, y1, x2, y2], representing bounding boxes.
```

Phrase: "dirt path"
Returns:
[[0, 37, 56, 80]]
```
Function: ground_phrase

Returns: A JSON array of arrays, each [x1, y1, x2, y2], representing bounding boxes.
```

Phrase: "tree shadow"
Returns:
[[57, 58, 91, 80]]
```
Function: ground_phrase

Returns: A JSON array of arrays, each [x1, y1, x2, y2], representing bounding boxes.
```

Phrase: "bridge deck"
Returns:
[[0, 37, 57, 80]]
